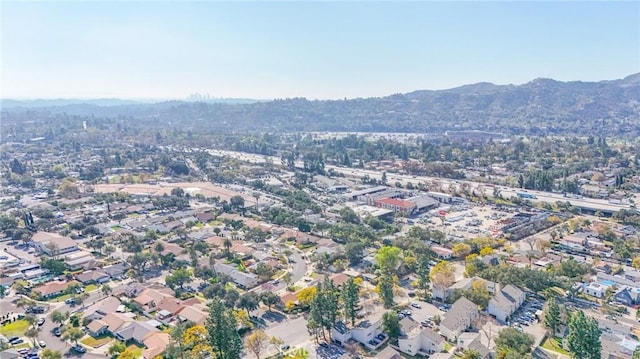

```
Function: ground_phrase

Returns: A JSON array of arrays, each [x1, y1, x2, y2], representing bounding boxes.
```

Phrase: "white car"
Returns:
[[38, 340, 46, 348]]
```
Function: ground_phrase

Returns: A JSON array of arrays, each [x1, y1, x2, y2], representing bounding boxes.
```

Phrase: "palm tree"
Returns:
[[252, 192, 261, 211], [223, 238, 232, 257]]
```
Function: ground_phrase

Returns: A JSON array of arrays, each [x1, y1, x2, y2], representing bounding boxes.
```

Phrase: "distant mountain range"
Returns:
[[3, 73, 639, 136], [1, 97, 261, 108]]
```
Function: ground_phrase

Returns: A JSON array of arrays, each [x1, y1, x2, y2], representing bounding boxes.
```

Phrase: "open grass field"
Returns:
[[0, 319, 29, 337]]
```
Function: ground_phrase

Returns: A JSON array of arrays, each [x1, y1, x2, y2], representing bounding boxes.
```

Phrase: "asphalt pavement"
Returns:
[[252, 246, 307, 294]]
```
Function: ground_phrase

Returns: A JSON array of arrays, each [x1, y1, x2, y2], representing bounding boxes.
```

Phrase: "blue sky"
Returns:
[[2, 1, 639, 100]]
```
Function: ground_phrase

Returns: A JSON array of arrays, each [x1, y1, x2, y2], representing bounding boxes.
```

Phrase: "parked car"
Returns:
[[72, 345, 86, 353], [11, 338, 24, 345], [52, 327, 61, 337], [38, 341, 46, 348], [410, 302, 422, 309], [37, 318, 45, 326]]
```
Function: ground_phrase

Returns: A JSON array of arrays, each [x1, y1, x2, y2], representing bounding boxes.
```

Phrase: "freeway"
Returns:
[[206, 149, 635, 214]]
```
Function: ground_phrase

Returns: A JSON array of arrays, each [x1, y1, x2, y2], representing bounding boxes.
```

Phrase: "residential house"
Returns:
[[86, 319, 109, 337], [623, 270, 640, 285], [86, 312, 134, 337], [75, 269, 110, 285], [133, 287, 175, 310], [397, 318, 444, 356], [177, 304, 209, 326], [84, 296, 122, 321], [598, 272, 639, 288], [331, 313, 385, 350], [457, 332, 491, 359], [64, 251, 96, 271], [155, 297, 185, 319], [214, 262, 258, 289], [439, 297, 479, 342], [376, 346, 402, 359], [196, 211, 215, 223], [142, 332, 171, 359], [31, 231, 78, 255], [614, 286, 640, 306], [329, 273, 351, 287], [433, 277, 475, 301], [34, 280, 77, 298], [230, 243, 255, 258], [487, 284, 526, 322], [431, 246, 453, 260], [103, 262, 129, 279], [115, 321, 159, 344], [433, 277, 496, 301], [584, 282, 608, 299]]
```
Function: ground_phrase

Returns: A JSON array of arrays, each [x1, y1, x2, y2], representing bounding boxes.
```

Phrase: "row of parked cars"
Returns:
[[17, 348, 40, 359], [512, 296, 543, 330]]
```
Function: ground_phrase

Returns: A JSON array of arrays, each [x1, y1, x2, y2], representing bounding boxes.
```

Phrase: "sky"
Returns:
[[2, 1, 639, 100]]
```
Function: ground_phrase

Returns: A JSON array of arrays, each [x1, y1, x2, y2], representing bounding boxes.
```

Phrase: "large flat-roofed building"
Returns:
[[343, 186, 389, 201], [31, 231, 78, 255], [374, 197, 416, 214]]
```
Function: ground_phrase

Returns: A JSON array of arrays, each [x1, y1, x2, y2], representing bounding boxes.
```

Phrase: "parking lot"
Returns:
[[511, 295, 544, 329], [316, 343, 345, 359], [397, 299, 447, 326]]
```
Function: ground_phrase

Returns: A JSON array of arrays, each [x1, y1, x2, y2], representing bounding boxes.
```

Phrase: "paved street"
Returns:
[[252, 245, 307, 294], [0, 290, 109, 358], [264, 316, 312, 351]]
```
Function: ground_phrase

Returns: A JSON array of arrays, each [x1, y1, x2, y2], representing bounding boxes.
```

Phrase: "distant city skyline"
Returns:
[[2, 1, 639, 100]]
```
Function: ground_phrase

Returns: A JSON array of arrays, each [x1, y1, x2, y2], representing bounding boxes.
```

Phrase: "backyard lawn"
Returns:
[[0, 319, 29, 337], [125, 344, 144, 357], [541, 336, 570, 356], [81, 334, 113, 348]]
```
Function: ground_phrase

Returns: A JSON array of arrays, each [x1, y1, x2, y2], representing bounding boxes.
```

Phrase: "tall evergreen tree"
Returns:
[[544, 298, 561, 336], [378, 274, 395, 308], [567, 311, 601, 359], [206, 299, 242, 359], [341, 277, 359, 326]]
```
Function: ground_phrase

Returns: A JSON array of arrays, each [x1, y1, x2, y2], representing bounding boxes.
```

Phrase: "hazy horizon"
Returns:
[[2, 1, 639, 100], [2, 71, 638, 103]]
